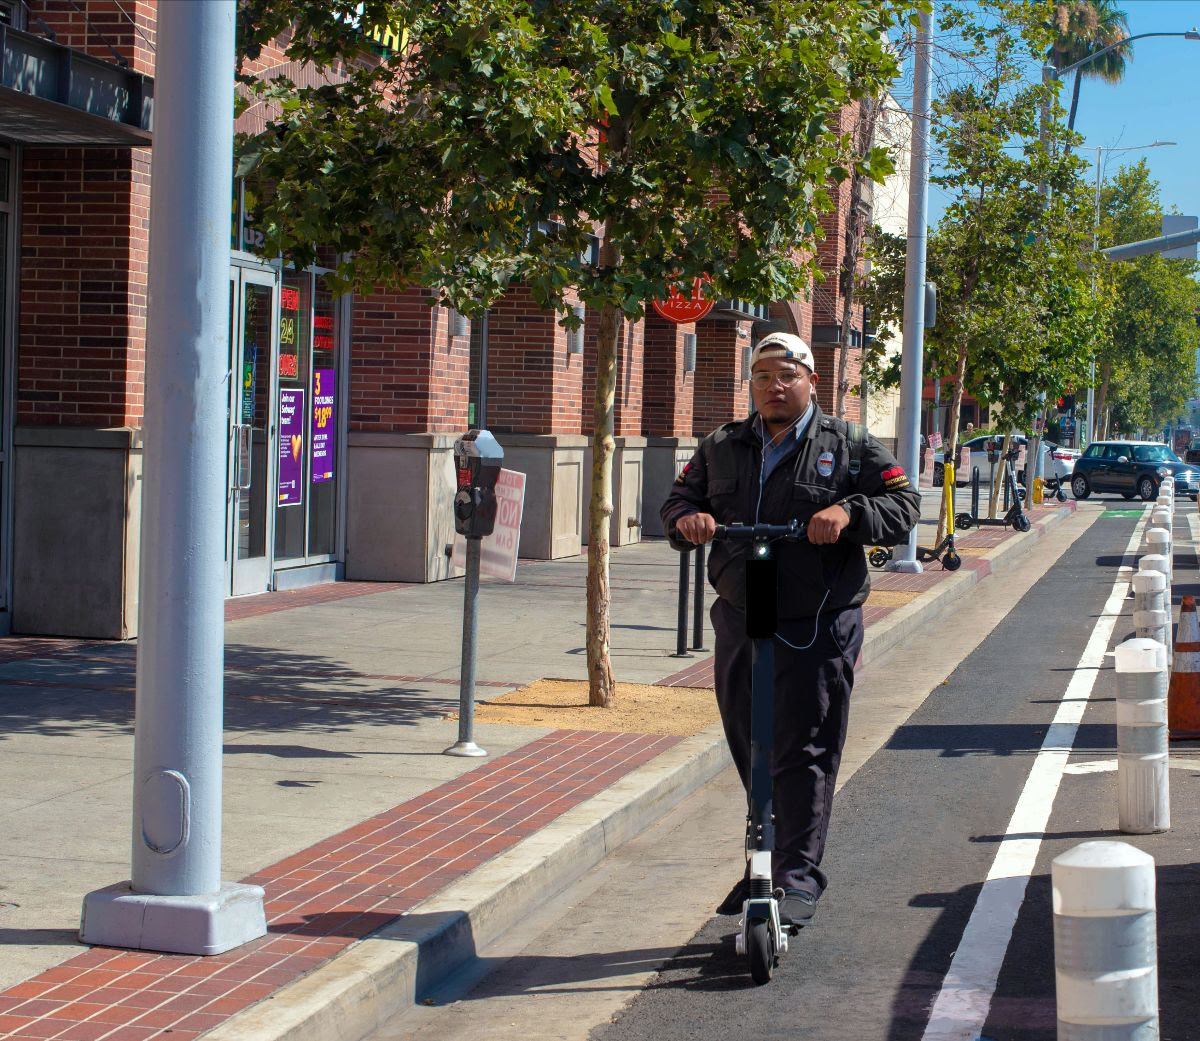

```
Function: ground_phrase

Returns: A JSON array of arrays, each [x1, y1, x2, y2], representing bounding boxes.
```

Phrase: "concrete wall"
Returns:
[[494, 433, 587, 559], [641, 436, 698, 538], [12, 427, 142, 638], [582, 437, 646, 547], [345, 433, 459, 582]]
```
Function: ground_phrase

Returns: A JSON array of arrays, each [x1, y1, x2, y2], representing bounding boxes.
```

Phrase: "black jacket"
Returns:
[[661, 405, 921, 619]]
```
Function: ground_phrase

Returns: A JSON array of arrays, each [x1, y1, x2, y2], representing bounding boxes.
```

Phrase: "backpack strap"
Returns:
[[846, 420, 866, 479]]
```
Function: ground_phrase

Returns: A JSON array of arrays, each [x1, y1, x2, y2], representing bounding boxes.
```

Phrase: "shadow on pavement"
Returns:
[[0, 642, 460, 738]]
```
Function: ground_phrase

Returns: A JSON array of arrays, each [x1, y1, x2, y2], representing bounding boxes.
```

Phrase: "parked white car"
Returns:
[[933, 434, 1076, 487]]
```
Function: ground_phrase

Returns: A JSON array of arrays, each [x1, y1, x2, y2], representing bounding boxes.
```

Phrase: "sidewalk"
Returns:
[[0, 495, 1077, 1041]]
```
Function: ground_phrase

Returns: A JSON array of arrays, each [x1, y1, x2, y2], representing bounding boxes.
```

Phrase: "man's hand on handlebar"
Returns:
[[806, 503, 851, 545], [676, 512, 718, 545]]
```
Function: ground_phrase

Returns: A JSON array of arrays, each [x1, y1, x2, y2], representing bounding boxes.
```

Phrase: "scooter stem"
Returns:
[[748, 635, 776, 854]]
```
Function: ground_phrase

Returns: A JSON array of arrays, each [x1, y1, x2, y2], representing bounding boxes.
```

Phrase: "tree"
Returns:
[[236, 0, 919, 706], [1094, 162, 1200, 437], [862, 0, 1104, 530], [1047, 0, 1131, 130]]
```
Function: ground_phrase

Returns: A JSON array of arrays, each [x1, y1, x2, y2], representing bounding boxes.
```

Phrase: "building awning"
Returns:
[[0, 23, 152, 147]]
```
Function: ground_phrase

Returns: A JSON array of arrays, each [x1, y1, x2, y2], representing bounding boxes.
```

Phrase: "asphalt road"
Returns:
[[380, 500, 1200, 1041]]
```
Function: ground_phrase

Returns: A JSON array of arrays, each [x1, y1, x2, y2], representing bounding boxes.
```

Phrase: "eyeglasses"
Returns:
[[750, 370, 802, 389]]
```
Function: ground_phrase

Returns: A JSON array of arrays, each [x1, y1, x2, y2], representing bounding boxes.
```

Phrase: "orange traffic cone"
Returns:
[[1169, 596, 1200, 739]]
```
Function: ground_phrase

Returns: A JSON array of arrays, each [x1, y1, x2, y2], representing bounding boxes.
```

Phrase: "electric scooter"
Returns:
[[916, 460, 962, 570], [867, 464, 959, 571], [712, 518, 806, 985], [954, 441, 1031, 533]]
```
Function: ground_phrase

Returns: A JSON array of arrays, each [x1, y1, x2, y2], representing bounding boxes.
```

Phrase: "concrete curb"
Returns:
[[211, 502, 1079, 1041], [207, 726, 732, 1041]]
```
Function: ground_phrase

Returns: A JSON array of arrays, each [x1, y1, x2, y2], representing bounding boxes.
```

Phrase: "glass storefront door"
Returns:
[[227, 267, 277, 596]]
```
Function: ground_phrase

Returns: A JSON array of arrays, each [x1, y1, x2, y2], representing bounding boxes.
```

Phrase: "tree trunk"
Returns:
[[1094, 361, 1113, 439], [586, 287, 619, 708], [988, 433, 1012, 519], [835, 97, 881, 419]]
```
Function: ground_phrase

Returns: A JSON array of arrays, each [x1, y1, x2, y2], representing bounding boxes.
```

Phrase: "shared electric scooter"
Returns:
[[712, 518, 806, 985], [916, 459, 962, 570], [954, 441, 1031, 533], [867, 462, 960, 571]]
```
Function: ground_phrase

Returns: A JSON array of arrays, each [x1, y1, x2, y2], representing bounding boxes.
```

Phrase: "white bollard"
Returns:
[[1151, 506, 1170, 534], [1145, 528, 1171, 585], [1114, 638, 1170, 834], [1053, 841, 1159, 1041], [1137, 555, 1172, 662]]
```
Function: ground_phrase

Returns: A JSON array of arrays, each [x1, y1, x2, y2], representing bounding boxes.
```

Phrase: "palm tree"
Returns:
[[1048, 0, 1131, 130]]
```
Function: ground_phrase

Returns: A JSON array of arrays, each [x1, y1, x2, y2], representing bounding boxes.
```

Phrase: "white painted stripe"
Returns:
[[920, 509, 1150, 1041]]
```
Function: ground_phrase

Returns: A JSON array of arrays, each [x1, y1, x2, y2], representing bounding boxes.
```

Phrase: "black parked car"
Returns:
[[1070, 440, 1199, 500]]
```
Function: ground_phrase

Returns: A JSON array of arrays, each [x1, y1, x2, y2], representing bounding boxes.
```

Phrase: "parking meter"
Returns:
[[453, 429, 504, 538], [986, 439, 1001, 464]]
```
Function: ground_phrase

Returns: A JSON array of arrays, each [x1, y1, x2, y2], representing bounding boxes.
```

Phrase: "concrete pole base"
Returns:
[[444, 741, 488, 757], [885, 559, 924, 574], [80, 881, 266, 956]]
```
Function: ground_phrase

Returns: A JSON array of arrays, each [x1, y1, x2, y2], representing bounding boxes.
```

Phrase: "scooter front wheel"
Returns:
[[942, 550, 962, 571], [1012, 514, 1031, 533], [748, 919, 774, 985], [868, 547, 891, 569]]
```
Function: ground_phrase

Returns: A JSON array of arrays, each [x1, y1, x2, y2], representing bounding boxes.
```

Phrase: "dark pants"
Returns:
[[711, 595, 863, 898]]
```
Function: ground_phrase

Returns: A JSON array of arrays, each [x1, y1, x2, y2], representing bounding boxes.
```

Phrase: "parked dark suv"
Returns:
[[1070, 440, 1199, 500]]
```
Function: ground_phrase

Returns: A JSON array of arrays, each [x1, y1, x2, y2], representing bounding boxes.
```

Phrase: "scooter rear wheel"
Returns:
[[955, 513, 973, 530], [1013, 514, 1031, 533], [748, 919, 774, 985]]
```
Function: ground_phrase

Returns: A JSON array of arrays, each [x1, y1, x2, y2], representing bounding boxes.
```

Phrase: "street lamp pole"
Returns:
[[1051, 30, 1200, 132]]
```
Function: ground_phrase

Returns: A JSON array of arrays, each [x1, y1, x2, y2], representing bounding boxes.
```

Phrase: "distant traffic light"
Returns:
[[1056, 394, 1075, 414]]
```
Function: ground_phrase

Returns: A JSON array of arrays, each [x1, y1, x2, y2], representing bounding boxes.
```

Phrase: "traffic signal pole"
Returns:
[[80, 0, 266, 955]]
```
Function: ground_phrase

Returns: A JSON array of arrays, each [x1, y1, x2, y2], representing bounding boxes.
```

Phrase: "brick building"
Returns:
[[0, 1, 875, 639]]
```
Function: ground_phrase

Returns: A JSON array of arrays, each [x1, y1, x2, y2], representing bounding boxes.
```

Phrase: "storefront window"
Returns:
[[274, 271, 312, 560], [308, 281, 339, 555]]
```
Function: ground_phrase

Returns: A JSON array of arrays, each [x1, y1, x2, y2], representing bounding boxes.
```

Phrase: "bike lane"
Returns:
[[593, 507, 1155, 1041]]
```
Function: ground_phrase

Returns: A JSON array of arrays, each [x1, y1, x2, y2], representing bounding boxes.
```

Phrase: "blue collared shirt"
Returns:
[[758, 400, 815, 484]]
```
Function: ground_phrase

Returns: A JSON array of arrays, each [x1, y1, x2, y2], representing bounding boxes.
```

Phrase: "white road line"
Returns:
[[920, 509, 1149, 1041]]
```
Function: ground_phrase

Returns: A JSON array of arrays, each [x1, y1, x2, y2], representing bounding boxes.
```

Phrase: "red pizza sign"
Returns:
[[652, 276, 714, 324]]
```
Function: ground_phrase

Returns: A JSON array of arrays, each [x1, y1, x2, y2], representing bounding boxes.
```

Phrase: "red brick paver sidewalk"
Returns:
[[0, 730, 677, 1041]]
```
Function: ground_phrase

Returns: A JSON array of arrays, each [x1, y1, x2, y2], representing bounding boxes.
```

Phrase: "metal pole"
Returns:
[[445, 537, 487, 757], [691, 542, 705, 651], [81, 0, 265, 956], [887, 4, 932, 574], [673, 550, 691, 657]]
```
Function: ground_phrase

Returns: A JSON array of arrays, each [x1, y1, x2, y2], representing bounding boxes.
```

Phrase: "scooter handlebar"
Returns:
[[713, 520, 807, 542]]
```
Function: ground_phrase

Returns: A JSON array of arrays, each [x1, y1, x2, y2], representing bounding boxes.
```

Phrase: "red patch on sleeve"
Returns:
[[881, 466, 905, 481], [674, 462, 692, 485]]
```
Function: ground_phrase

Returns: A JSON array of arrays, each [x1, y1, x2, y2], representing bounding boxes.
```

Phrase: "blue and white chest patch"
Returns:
[[816, 451, 835, 478]]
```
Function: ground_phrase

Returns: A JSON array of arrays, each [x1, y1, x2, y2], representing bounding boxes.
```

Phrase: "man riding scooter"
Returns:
[[661, 333, 920, 930]]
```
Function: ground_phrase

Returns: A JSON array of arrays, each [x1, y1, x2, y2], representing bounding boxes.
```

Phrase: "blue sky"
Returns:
[[924, 0, 1200, 226]]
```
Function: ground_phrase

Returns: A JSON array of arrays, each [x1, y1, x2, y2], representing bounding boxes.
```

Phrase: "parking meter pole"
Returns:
[[445, 428, 503, 758], [445, 537, 487, 758], [971, 466, 980, 519], [673, 551, 692, 658], [691, 543, 706, 651], [80, 0, 267, 957], [886, 5, 931, 575]]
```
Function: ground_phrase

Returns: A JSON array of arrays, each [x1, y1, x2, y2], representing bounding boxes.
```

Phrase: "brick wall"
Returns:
[[349, 287, 469, 432], [581, 308, 644, 437], [31, 0, 157, 75], [483, 285, 582, 435], [642, 314, 694, 437], [17, 147, 150, 427], [692, 319, 750, 437]]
